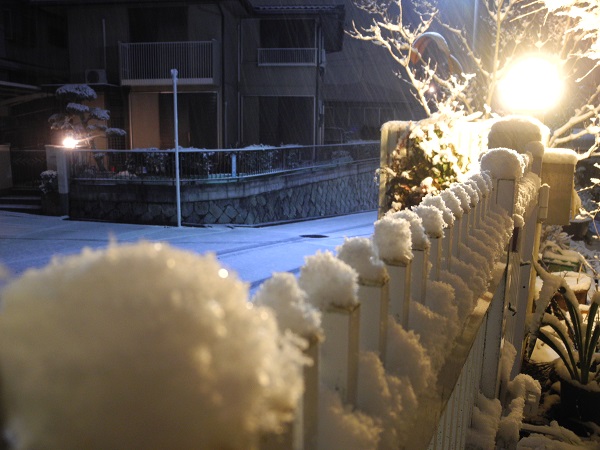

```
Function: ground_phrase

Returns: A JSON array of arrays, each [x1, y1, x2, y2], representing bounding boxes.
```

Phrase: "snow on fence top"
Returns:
[[0, 243, 306, 449], [336, 237, 389, 286], [480, 147, 527, 179]]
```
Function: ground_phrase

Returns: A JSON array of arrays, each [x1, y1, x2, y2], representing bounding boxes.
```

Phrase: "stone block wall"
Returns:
[[69, 160, 378, 226]]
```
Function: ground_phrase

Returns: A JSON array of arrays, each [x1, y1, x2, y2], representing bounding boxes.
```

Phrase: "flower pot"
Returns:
[[562, 218, 591, 241], [560, 378, 600, 424]]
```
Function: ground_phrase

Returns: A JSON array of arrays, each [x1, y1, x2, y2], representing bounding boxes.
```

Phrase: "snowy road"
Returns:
[[0, 210, 378, 293]]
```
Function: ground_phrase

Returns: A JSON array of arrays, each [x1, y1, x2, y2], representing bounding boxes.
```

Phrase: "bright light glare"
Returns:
[[499, 56, 563, 112], [62, 137, 78, 148]]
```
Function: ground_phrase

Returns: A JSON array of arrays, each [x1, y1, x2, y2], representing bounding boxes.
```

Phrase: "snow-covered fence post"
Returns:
[[391, 210, 430, 304], [373, 216, 414, 328], [252, 273, 324, 450], [450, 184, 472, 258], [441, 189, 464, 267], [336, 238, 390, 361], [413, 204, 445, 282], [478, 148, 525, 398], [299, 251, 360, 406]]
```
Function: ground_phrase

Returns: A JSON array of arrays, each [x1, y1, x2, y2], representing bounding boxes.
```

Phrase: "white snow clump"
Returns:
[[0, 242, 306, 450]]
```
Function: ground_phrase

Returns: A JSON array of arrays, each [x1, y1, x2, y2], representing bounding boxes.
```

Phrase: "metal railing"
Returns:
[[257, 48, 317, 66], [119, 41, 217, 86], [66, 142, 379, 184]]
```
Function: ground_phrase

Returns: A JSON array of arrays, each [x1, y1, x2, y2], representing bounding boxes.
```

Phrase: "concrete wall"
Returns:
[[68, 160, 378, 226]]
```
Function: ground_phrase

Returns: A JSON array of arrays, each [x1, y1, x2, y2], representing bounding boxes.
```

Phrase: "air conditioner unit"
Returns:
[[85, 69, 108, 84]]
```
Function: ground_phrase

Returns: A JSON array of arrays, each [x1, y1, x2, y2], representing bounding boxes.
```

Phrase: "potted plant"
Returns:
[[39, 170, 61, 215], [530, 260, 600, 425]]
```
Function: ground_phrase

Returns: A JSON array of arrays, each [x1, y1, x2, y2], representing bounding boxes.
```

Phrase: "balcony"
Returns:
[[257, 48, 317, 66], [119, 41, 219, 86]]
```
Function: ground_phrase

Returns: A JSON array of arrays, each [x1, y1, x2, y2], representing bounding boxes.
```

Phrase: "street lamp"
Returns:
[[62, 137, 78, 148], [498, 55, 563, 113]]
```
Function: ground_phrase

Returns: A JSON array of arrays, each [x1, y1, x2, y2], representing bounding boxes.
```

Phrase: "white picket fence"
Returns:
[[259, 122, 549, 450]]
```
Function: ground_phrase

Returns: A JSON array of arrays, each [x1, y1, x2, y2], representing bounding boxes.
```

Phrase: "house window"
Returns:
[[243, 96, 314, 146], [158, 93, 218, 149], [260, 19, 315, 49]]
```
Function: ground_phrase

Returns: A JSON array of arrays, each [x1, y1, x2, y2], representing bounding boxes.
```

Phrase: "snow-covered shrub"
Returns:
[[0, 242, 305, 449], [39, 170, 58, 195]]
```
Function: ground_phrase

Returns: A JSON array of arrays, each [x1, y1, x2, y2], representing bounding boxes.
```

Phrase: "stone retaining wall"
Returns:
[[69, 160, 378, 226]]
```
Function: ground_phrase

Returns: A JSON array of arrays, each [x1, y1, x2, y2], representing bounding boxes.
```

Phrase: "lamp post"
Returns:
[[171, 68, 182, 228]]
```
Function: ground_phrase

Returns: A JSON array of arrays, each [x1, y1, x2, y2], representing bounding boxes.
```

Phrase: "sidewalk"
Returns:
[[0, 210, 378, 293]]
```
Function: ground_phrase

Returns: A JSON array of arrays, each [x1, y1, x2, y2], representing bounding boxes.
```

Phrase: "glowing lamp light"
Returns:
[[498, 56, 563, 112], [62, 137, 78, 148]]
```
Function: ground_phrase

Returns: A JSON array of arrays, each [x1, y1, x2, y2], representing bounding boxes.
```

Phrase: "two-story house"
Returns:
[[2, 0, 421, 164]]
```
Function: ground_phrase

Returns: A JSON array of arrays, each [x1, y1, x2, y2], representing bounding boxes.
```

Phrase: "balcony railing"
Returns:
[[119, 41, 218, 86], [257, 48, 317, 66]]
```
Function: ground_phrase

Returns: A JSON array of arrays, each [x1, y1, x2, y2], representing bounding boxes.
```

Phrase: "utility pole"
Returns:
[[171, 69, 182, 227]]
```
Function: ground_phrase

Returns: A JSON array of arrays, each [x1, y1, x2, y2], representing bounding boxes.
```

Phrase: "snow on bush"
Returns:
[[0, 242, 306, 450], [252, 272, 323, 339], [388, 209, 430, 250], [480, 147, 526, 180], [421, 193, 455, 227], [336, 237, 388, 285], [411, 204, 445, 239], [318, 386, 381, 450], [373, 216, 413, 265], [299, 250, 359, 310], [440, 188, 464, 219], [465, 393, 502, 450]]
